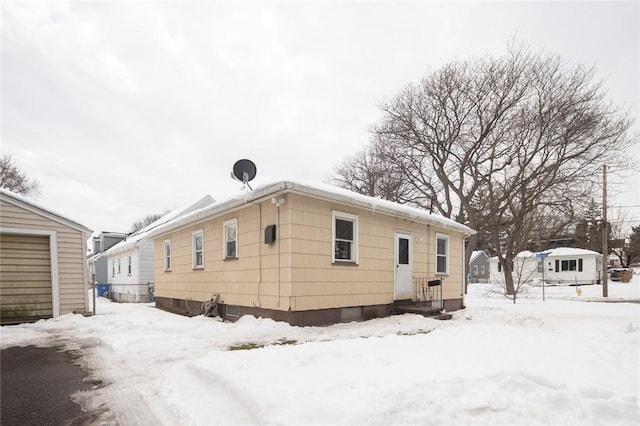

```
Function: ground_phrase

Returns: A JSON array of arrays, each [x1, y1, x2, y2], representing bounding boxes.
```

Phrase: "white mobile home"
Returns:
[[489, 247, 602, 286]]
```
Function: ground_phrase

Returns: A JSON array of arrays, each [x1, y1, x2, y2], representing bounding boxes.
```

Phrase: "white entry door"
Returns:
[[394, 232, 413, 300]]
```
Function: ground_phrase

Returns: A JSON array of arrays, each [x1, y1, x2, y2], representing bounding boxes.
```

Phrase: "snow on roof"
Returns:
[[145, 180, 476, 239], [489, 247, 603, 261], [470, 250, 487, 262], [545, 247, 602, 257], [101, 194, 214, 258], [0, 188, 92, 234]]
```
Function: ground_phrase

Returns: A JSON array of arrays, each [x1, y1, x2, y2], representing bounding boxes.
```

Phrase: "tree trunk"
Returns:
[[503, 261, 515, 296]]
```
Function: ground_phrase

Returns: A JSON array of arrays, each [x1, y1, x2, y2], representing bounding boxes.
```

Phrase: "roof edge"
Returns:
[[146, 180, 475, 239], [0, 189, 92, 235]]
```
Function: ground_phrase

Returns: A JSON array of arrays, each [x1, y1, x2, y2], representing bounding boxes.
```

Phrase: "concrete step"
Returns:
[[391, 303, 452, 320]]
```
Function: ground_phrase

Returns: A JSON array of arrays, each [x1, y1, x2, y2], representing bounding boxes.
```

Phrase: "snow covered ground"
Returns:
[[2, 276, 639, 425]]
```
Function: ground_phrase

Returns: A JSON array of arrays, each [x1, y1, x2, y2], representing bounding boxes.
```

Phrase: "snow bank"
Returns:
[[2, 279, 638, 425]]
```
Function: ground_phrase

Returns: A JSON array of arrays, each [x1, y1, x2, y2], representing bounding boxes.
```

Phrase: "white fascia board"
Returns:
[[146, 180, 477, 240]]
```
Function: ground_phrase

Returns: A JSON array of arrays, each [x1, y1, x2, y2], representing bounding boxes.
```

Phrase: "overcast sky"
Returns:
[[2, 1, 639, 233]]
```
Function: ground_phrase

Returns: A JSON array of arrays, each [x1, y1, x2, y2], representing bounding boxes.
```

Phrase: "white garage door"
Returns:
[[0, 233, 53, 324]]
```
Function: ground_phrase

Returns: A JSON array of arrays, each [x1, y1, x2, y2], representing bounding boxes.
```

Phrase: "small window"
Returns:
[[226, 305, 239, 318], [164, 239, 172, 271], [480, 266, 485, 274], [561, 259, 577, 271], [435, 234, 449, 275], [223, 219, 238, 259], [498, 262, 502, 273], [127, 255, 132, 275], [473, 265, 478, 274], [118, 258, 121, 274], [332, 211, 358, 263], [111, 261, 115, 277], [192, 230, 204, 269]]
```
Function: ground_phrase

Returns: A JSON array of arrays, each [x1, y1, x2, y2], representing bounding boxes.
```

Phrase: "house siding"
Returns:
[[108, 246, 154, 302], [154, 192, 466, 320], [93, 257, 108, 284], [0, 199, 89, 316], [139, 240, 155, 285]]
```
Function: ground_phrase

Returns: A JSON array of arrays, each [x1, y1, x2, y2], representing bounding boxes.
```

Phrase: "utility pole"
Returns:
[[602, 165, 608, 298]]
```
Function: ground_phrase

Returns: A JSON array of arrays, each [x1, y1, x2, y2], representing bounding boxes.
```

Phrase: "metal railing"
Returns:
[[413, 277, 443, 309]]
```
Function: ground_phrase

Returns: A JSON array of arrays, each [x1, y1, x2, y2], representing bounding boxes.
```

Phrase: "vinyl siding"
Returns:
[[139, 240, 155, 284], [93, 257, 109, 284], [0, 199, 89, 315]]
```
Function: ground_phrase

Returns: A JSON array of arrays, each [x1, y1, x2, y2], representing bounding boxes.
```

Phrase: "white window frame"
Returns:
[[164, 239, 172, 271], [118, 258, 121, 274], [473, 265, 478, 274], [332, 211, 359, 264], [435, 233, 449, 275], [111, 260, 115, 277], [223, 218, 238, 259], [192, 229, 204, 269], [480, 265, 485, 274], [127, 255, 132, 275]]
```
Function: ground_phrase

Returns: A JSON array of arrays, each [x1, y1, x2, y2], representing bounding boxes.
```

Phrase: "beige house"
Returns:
[[149, 181, 475, 326], [0, 189, 92, 324]]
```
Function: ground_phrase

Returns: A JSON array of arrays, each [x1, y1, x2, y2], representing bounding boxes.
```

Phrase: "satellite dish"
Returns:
[[231, 159, 257, 190]]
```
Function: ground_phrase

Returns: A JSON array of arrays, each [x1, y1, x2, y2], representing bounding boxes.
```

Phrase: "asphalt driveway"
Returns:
[[1, 345, 103, 426]]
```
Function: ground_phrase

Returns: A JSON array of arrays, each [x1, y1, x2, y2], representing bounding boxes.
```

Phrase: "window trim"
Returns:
[[331, 211, 359, 264], [164, 239, 172, 272], [127, 255, 132, 276], [192, 229, 204, 269], [435, 233, 449, 275], [117, 258, 121, 274], [223, 218, 238, 260]]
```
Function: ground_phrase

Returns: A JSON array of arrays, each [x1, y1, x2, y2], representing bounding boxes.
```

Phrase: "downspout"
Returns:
[[462, 234, 467, 309], [272, 197, 286, 307]]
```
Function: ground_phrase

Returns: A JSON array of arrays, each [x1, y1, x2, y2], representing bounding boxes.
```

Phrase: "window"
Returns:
[[473, 265, 478, 274], [332, 211, 358, 263], [435, 234, 449, 275], [223, 219, 238, 259], [164, 239, 172, 271], [118, 258, 121, 274], [127, 256, 132, 275], [559, 259, 577, 272], [192, 230, 204, 269], [480, 266, 485, 274], [498, 262, 502, 273], [111, 261, 115, 277]]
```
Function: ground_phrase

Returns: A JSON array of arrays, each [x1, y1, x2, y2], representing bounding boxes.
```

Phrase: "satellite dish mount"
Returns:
[[231, 159, 257, 191]]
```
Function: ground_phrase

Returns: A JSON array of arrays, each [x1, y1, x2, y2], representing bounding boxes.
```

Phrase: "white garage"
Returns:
[[0, 189, 92, 325]]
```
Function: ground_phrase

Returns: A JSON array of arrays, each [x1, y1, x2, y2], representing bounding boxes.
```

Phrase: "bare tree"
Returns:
[[0, 154, 41, 198], [490, 252, 539, 304], [343, 41, 635, 297], [130, 210, 169, 234], [331, 145, 419, 205], [609, 210, 640, 267]]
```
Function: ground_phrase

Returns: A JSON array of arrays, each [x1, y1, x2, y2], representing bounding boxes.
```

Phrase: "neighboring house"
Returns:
[[468, 250, 490, 283], [147, 180, 475, 326], [103, 195, 214, 303], [87, 231, 127, 286], [0, 189, 92, 324], [489, 247, 603, 286]]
